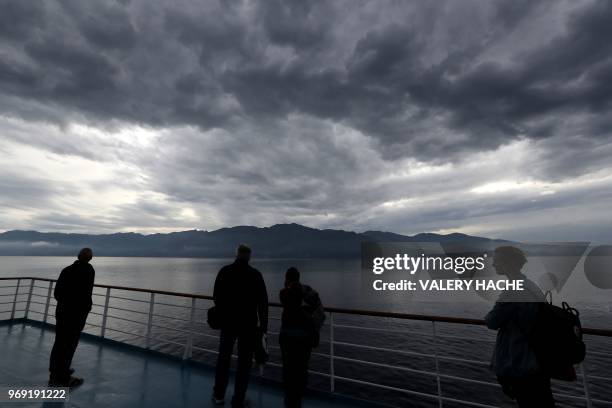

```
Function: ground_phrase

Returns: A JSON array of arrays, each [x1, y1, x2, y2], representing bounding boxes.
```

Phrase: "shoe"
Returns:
[[211, 395, 225, 405], [49, 376, 84, 388], [231, 398, 251, 408], [48, 369, 75, 386], [67, 376, 84, 388]]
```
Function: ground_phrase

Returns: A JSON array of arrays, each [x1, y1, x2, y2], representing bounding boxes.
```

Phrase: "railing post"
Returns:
[[10, 278, 21, 320], [101, 287, 111, 338], [24, 279, 35, 320], [146, 293, 155, 349], [329, 312, 335, 392], [581, 362, 593, 408], [43, 281, 53, 323], [183, 297, 196, 360], [432, 321, 443, 408]]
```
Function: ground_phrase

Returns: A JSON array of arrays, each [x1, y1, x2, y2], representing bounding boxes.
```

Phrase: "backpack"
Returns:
[[302, 285, 326, 330], [529, 296, 586, 381], [301, 285, 326, 347]]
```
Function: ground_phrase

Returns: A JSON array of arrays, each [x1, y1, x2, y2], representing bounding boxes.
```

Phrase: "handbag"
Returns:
[[207, 306, 222, 330]]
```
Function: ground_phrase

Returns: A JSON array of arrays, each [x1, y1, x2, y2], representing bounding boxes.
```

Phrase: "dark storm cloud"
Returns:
[[0, 0, 46, 40], [1, 0, 612, 240], [2, 0, 610, 158]]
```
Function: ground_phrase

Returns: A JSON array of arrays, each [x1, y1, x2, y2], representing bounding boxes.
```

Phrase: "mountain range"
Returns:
[[0, 223, 507, 258]]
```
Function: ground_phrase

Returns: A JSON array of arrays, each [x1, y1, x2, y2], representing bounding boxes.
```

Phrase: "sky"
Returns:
[[1, 0, 612, 242]]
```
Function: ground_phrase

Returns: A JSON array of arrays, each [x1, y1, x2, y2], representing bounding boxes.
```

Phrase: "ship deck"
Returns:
[[0, 320, 370, 408]]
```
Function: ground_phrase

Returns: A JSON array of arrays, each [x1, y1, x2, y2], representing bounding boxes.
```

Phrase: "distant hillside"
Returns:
[[0, 223, 507, 258]]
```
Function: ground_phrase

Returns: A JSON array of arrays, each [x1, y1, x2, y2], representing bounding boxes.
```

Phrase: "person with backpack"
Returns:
[[279, 267, 325, 408], [484, 246, 555, 408], [211, 244, 268, 408]]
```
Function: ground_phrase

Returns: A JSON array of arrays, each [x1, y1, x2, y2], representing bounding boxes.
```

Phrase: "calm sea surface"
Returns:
[[1, 256, 610, 407]]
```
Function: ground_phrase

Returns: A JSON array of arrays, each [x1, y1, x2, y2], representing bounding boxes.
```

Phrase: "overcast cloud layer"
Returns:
[[1, 0, 612, 242]]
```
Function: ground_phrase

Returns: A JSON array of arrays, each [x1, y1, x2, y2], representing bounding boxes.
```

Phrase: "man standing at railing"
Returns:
[[48, 247, 95, 388], [212, 244, 269, 408]]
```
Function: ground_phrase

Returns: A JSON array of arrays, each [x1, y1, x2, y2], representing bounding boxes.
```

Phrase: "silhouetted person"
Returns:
[[49, 248, 95, 387], [485, 246, 554, 408], [212, 244, 268, 408], [280, 267, 324, 408]]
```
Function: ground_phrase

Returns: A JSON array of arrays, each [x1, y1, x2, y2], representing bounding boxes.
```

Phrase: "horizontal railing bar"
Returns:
[[150, 322, 191, 333], [585, 374, 612, 382], [103, 326, 148, 338], [192, 332, 219, 339], [153, 301, 192, 309], [1, 276, 611, 337], [333, 354, 506, 388], [334, 340, 490, 366], [334, 375, 499, 408], [96, 283, 213, 300], [551, 391, 612, 405], [29, 293, 50, 299], [586, 349, 612, 356], [106, 305, 150, 315], [333, 323, 495, 343], [106, 314, 149, 326], [151, 312, 191, 322], [583, 328, 612, 337], [191, 345, 219, 354], [155, 338, 185, 347], [334, 355, 438, 377], [108, 295, 150, 304]]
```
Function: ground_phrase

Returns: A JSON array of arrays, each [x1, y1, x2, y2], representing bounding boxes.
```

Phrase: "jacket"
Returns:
[[54, 260, 95, 318], [485, 275, 545, 378], [213, 259, 268, 333]]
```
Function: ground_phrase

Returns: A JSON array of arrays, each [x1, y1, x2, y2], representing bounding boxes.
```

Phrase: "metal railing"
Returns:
[[1, 276, 611, 408]]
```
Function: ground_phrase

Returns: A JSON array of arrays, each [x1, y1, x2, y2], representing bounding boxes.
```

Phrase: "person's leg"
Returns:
[[514, 374, 555, 408], [296, 340, 312, 405], [280, 335, 295, 407], [65, 318, 86, 371], [281, 336, 304, 408], [214, 330, 237, 400], [531, 375, 555, 408], [49, 318, 72, 383], [232, 330, 255, 407]]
